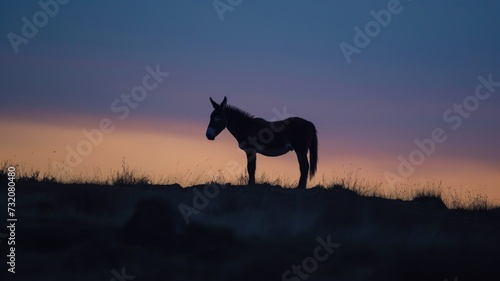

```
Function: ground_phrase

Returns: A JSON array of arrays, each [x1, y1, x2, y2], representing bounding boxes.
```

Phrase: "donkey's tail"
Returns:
[[309, 125, 318, 179]]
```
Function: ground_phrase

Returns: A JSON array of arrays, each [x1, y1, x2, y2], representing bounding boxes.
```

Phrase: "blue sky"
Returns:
[[1, 0, 499, 193], [2, 1, 499, 111]]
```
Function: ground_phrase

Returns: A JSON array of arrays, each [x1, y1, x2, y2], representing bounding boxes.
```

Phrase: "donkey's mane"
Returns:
[[225, 104, 255, 119]]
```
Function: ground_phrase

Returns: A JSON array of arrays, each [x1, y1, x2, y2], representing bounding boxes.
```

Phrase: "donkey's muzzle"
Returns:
[[206, 127, 216, 140]]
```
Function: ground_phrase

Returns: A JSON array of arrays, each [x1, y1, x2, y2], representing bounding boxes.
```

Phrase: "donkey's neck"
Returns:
[[224, 106, 255, 143]]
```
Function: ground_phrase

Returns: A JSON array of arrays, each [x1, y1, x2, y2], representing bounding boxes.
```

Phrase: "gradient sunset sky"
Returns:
[[1, 1, 499, 200]]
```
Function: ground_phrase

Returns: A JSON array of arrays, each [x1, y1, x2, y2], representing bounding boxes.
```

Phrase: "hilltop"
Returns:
[[1, 180, 499, 280]]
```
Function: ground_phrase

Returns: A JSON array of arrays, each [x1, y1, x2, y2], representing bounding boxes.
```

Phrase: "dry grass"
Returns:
[[111, 159, 151, 185], [319, 164, 383, 197], [1, 160, 57, 183], [444, 185, 491, 211], [0, 160, 496, 210], [387, 179, 443, 200]]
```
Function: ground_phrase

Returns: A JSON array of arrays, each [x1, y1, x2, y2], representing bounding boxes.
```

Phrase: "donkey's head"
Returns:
[[206, 96, 228, 140]]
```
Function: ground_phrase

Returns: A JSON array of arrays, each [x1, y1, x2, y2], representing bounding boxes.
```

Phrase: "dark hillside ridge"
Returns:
[[1, 182, 499, 280]]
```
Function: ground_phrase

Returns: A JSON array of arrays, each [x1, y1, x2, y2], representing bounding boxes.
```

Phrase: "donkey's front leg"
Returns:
[[246, 150, 256, 185]]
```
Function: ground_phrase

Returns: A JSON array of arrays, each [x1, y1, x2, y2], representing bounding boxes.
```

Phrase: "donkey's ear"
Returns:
[[221, 96, 227, 108], [210, 97, 219, 109]]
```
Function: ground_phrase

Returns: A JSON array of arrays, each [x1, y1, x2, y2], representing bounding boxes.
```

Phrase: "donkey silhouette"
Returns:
[[206, 97, 318, 188]]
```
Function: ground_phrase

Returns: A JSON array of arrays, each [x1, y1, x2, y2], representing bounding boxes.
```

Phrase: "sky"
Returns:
[[0, 0, 499, 201]]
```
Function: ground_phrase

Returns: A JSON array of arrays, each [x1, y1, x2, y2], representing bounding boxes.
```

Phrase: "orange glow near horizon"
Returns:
[[1, 117, 499, 205]]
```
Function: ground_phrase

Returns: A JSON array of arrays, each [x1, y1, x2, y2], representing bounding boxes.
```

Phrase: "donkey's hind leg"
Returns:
[[296, 151, 309, 189]]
